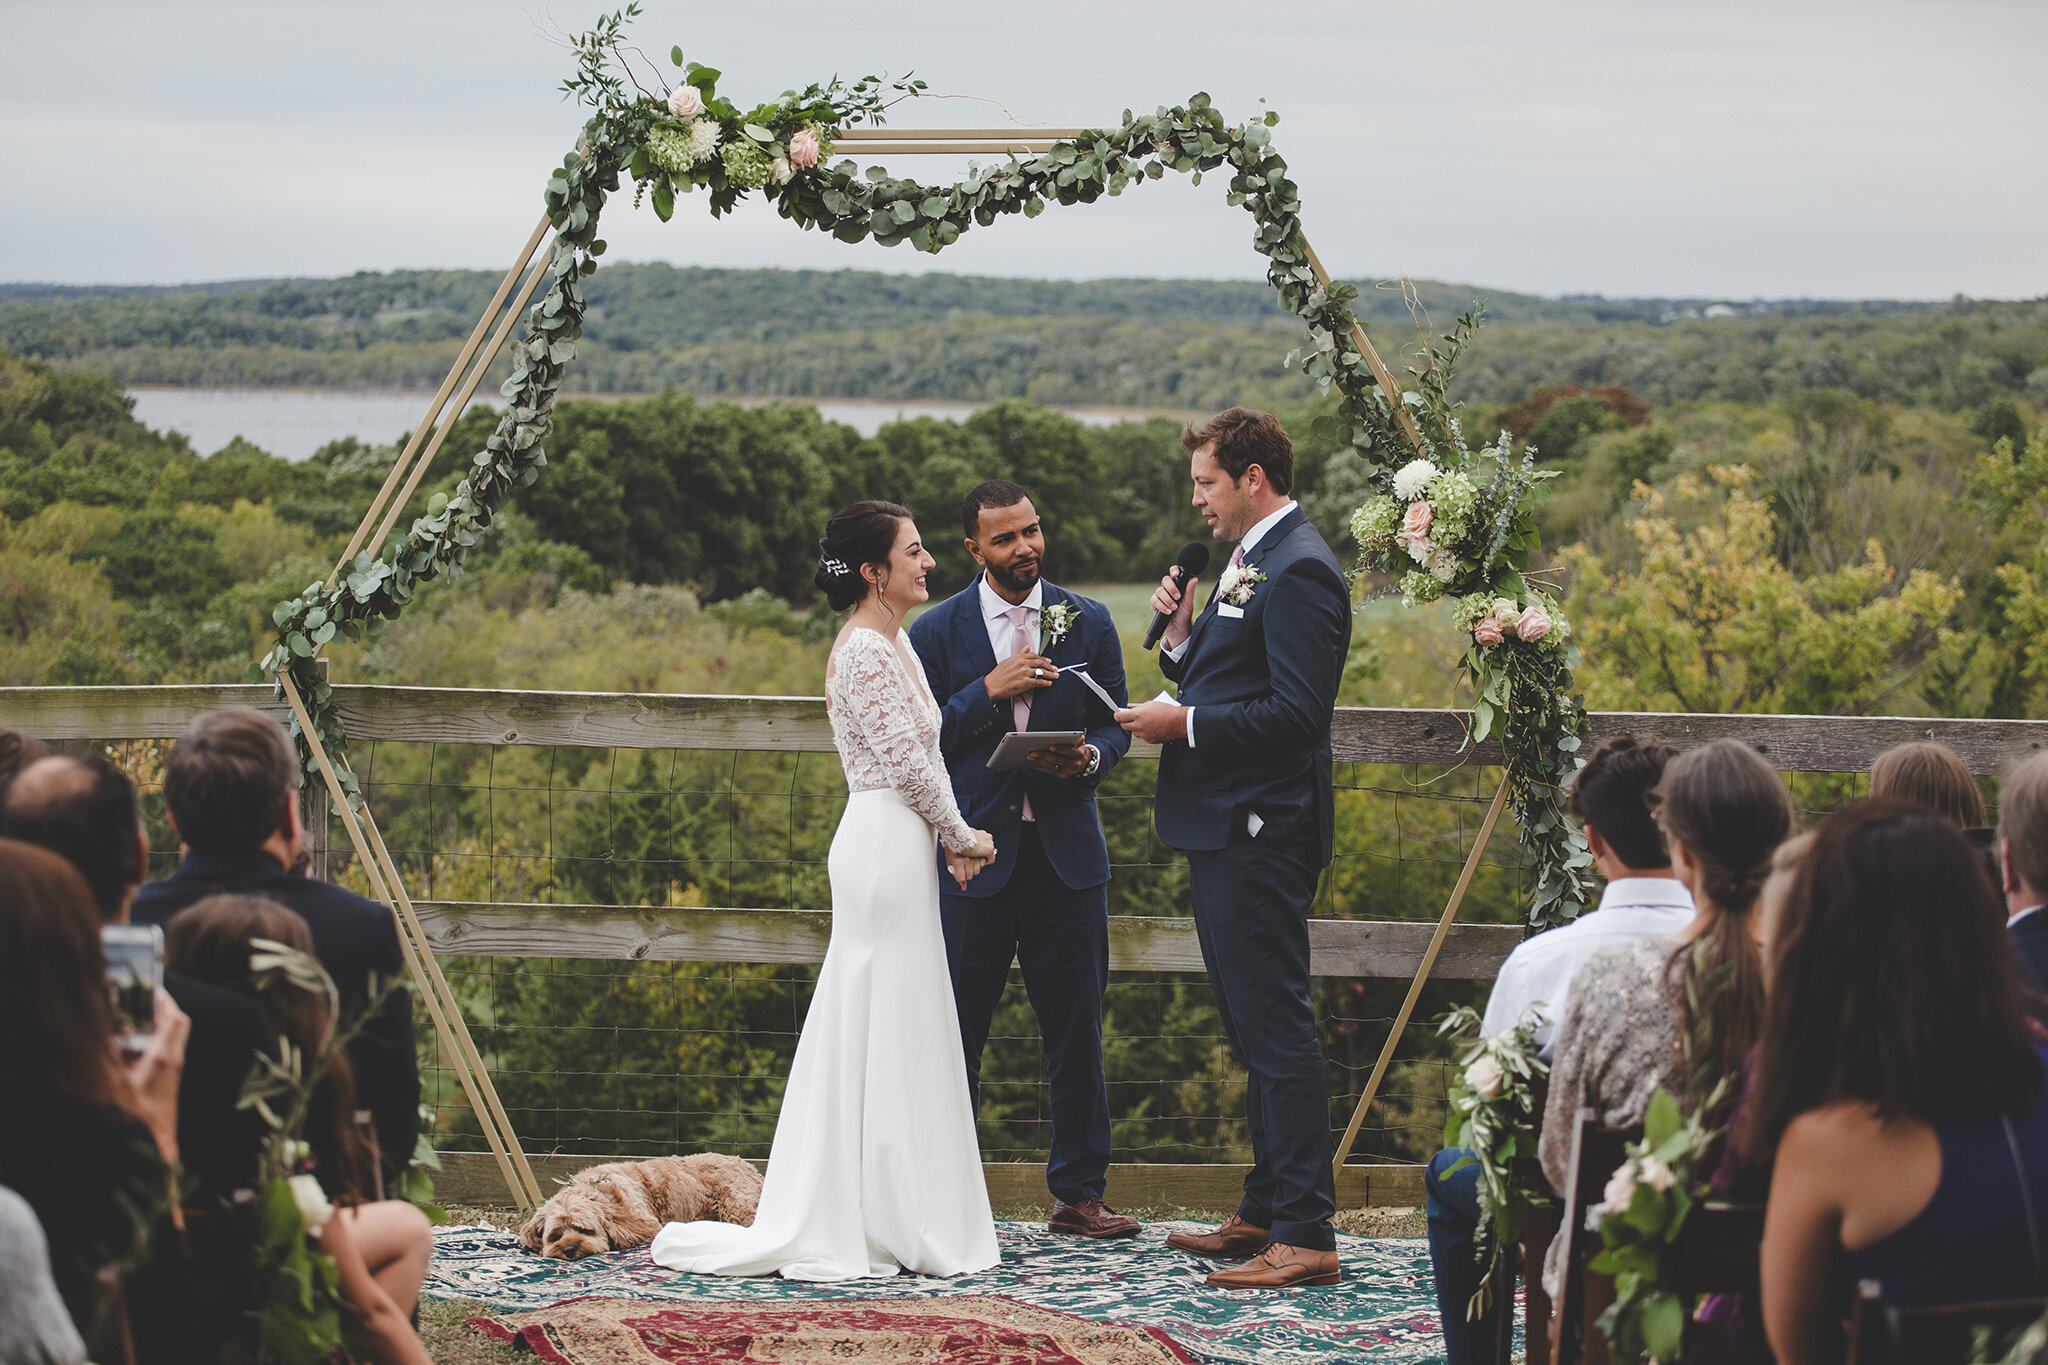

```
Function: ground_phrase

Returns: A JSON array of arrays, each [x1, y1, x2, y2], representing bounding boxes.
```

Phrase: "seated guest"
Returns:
[[0, 1187, 88, 1365], [1870, 739, 1997, 880], [1752, 800, 2048, 1362], [0, 727, 46, 783], [2000, 751, 2048, 989], [0, 840, 195, 1364], [1425, 735, 1688, 1363], [133, 707, 420, 1183], [1869, 740, 1985, 827], [1538, 739, 1792, 1295], [1693, 830, 1815, 1363], [166, 894, 434, 1358], [0, 753, 275, 1203]]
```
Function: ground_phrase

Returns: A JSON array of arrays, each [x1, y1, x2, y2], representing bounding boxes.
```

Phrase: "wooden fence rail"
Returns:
[[9, 682, 2048, 772]]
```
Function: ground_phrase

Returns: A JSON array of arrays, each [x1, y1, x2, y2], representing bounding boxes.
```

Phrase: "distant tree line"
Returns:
[[5, 262, 2038, 413]]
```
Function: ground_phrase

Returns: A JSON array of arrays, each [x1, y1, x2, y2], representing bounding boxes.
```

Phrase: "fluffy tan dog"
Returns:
[[517, 1153, 762, 1260]]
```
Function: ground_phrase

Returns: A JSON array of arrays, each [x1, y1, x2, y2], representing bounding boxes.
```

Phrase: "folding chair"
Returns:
[[1845, 1280, 2048, 1365]]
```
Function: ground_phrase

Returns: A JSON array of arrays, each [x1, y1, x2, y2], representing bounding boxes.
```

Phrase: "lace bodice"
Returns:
[[827, 627, 977, 853]]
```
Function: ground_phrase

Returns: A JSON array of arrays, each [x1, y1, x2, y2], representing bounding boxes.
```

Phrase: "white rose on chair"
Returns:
[[1462, 1053, 1506, 1101], [1217, 564, 1266, 607], [289, 1172, 334, 1236]]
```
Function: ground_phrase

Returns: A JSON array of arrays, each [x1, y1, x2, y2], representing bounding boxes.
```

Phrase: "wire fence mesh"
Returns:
[[94, 733, 1879, 1175]]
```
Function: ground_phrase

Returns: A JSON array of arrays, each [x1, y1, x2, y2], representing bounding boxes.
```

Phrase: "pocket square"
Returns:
[[1216, 603, 1245, 619]]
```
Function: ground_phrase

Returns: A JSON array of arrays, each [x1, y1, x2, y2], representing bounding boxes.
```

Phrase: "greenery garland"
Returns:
[[263, 2, 1591, 927], [1437, 1004, 1551, 1320]]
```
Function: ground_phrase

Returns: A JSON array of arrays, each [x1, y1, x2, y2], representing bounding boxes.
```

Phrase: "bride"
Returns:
[[650, 501, 1001, 1281]]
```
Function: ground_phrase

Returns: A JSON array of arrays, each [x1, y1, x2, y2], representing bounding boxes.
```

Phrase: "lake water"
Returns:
[[125, 387, 1170, 462]]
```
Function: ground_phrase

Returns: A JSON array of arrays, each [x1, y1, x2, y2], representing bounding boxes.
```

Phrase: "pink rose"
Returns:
[[1517, 605, 1552, 642], [1401, 500, 1433, 540], [788, 128, 822, 170], [667, 85, 705, 119], [1474, 619, 1505, 647]]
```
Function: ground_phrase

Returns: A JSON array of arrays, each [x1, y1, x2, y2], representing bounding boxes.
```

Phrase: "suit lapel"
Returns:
[[1182, 508, 1305, 667], [1245, 506, 1305, 573], [1039, 582, 1075, 665], [958, 576, 1001, 678]]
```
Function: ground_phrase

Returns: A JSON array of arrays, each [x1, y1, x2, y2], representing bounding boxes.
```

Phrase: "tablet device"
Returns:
[[987, 730, 1086, 770]]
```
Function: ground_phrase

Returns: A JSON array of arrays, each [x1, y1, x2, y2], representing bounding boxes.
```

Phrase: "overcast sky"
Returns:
[[4, 0, 2043, 298]]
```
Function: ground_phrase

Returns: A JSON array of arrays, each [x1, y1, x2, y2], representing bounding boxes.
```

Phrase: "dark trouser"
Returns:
[[1427, 1145, 1494, 1365], [1184, 831, 1337, 1252], [939, 824, 1112, 1205]]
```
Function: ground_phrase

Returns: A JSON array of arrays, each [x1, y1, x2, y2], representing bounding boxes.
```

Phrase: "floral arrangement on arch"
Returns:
[[1341, 333, 1594, 927], [627, 52, 866, 219], [1438, 1003, 1552, 1320]]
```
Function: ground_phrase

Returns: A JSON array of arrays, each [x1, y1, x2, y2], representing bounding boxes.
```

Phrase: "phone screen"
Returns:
[[103, 924, 164, 1059]]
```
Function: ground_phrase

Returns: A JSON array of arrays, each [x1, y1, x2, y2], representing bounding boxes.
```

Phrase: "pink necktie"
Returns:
[[1006, 605, 1035, 822], [1231, 542, 1247, 572]]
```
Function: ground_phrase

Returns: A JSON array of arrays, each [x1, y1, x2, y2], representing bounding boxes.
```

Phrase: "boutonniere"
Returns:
[[1040, 601, 1079, 648], [1217, 563, 1266, 607]]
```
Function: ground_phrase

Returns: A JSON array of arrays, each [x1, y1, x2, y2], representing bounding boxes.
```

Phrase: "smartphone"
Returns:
[[103, 924, 164, 1060]]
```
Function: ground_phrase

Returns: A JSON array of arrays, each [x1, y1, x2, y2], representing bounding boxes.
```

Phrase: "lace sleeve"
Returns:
[[836, 632, 978, 853]]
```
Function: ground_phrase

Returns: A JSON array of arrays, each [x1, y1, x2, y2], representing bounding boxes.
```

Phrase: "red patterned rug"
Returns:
[[468, 1294, 1203, 1364]]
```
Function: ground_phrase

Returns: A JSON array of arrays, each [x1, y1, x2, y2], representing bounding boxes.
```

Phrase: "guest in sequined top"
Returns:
[[1538, 739, 1792, 1296]]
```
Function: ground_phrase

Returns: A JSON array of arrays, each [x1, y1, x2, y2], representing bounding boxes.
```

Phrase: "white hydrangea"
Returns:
[[1349, 495, 1402, 550], [1427, 469, 1480, 540], [1428, 545, 1461, 582], [1400, 570, 1444, 607], [1392, 458, 1441, 501]]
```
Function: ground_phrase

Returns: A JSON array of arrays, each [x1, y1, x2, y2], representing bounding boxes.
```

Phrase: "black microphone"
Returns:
[[1144, 542, 1212, 650]]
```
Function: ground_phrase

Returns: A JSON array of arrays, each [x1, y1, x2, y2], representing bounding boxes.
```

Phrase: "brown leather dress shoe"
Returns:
[[1048, 1199, 1141, 1239], [1163, 1214, 1270, 1258], [1204, 1242, 1342, 1289]]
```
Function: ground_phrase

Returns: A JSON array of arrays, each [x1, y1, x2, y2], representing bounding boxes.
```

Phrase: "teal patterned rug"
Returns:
[[424, 1221, 1455, 1364]]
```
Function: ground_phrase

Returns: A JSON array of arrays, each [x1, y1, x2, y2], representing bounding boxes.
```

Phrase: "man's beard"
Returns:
[[987, 556, 1041, 594]]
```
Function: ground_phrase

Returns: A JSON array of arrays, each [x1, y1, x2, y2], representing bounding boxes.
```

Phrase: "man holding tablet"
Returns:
[[908, 478, 1135, 1239]]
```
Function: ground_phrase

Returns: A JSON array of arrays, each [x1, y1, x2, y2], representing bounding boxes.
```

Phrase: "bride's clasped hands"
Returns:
[[948, 828, 997, 888]]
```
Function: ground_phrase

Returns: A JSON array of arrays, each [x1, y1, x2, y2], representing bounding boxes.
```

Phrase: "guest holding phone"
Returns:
[[0, 839, 196, 1364]]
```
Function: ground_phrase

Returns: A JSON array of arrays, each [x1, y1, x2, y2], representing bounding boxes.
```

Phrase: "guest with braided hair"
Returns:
[[1537, 738, 1793, 1296]]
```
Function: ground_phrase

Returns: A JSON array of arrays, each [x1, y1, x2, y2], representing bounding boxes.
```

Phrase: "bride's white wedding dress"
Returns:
[[648, 625, 999, 1280]]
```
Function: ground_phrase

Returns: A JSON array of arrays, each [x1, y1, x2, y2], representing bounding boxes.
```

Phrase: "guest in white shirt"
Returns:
[[1480, 736, 1693, 1056], [1425, 734, 1689, 1365]]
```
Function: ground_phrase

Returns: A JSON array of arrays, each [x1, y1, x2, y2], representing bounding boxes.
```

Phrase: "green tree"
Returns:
[[1562, 465, 1959, 715]]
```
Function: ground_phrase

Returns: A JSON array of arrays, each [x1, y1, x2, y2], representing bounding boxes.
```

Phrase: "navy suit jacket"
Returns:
[[908, 577, 1131, 896], [134, 852, 421, 1180], [2013, 911, 2048, 994], [1155, 506, 1351, 866]]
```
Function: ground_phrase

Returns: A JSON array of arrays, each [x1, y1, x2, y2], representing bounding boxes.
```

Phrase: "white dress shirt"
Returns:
[[978, 575, 1042, 659], [1479, 876, 1696, 1057], [2012, 905, 2046, 930], [1163, 499, 1297, 752]]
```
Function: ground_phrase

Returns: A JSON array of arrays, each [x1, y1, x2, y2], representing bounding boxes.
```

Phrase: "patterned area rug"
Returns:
[[470, 1293, 1201, 1364], [426, 1222, 1453, 1364]]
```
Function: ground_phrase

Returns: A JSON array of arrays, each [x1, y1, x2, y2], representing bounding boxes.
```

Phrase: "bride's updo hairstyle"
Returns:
[[815, 500, 912, 612], [1650, 738, 1793, 1086]]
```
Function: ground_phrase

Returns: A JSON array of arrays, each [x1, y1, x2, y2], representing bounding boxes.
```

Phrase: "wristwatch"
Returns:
[[1081, 744, 1101, 778]]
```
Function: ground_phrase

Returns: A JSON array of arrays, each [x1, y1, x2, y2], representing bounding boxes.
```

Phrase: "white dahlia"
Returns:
[[685, 118, 722, 165], [1392, 458, 1440, 501]]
